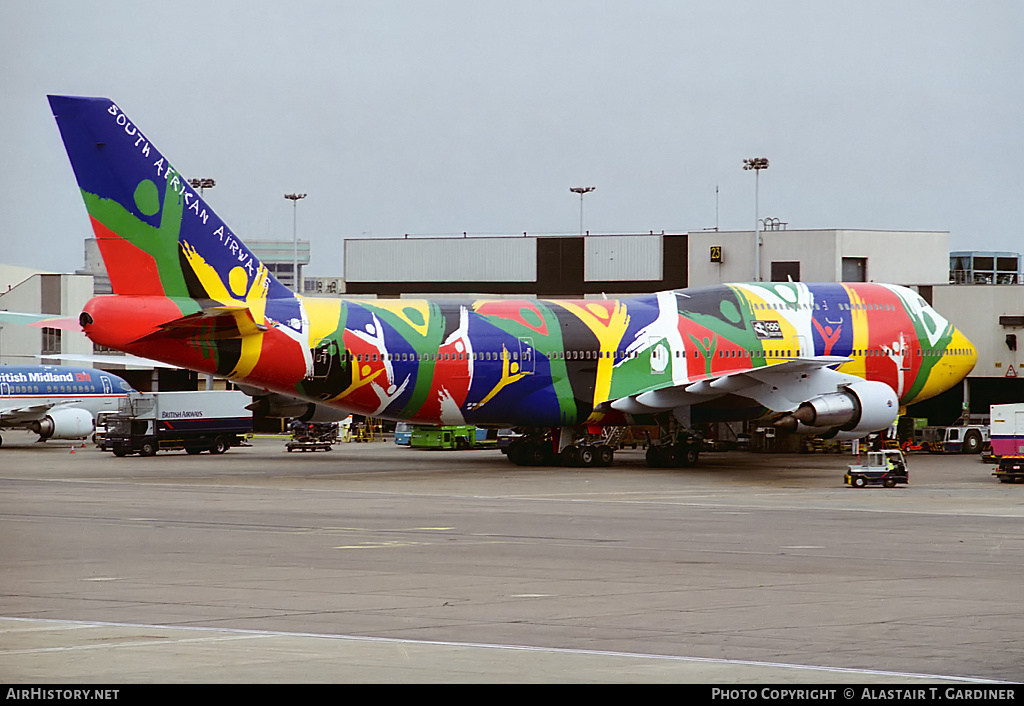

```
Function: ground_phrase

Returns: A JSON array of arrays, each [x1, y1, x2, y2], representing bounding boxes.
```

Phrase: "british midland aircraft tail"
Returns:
[[48, 95, 978, 467]]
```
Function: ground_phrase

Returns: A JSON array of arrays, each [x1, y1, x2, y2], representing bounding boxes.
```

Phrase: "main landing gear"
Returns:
[[503, 429, 615, 467], [502, 421, 702, 468]]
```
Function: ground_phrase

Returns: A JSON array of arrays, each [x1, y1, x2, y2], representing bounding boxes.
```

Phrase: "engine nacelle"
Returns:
[[245, 393, 352, 423], [30, 408, 95, 440], [776, 381, 898, 436]]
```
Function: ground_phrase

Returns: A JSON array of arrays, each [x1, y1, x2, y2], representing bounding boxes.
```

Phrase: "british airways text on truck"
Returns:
[[105, 390, 252, 457]]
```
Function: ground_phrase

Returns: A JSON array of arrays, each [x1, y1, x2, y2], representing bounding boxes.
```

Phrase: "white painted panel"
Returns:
[[585, 235, 661, 281], [346, 238, 536, 282]]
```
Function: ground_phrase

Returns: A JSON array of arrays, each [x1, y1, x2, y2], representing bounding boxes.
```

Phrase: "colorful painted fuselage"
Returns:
[[80, 284, 976, 428], [49, 95, 976, 429]]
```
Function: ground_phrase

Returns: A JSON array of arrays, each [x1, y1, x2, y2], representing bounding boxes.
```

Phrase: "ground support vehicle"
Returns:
[[286, 421, 338, 452], [91, 411, 115, 450], [993, 456, 1024, 484], [904, 424, 988, 454], [105, 391, 252, 457], [990, 403, 1024, 460], [410, 425, 478, 450], [845, 449, 909, 488], [394, 422, 412, 445]]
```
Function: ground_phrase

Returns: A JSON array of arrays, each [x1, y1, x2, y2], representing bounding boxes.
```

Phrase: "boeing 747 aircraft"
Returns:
[[47, 95, 977, 467], [0, 365, 133, 446]]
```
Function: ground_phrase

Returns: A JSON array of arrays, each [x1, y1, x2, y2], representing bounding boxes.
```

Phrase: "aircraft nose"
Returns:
[[951, 327, 978, 376]]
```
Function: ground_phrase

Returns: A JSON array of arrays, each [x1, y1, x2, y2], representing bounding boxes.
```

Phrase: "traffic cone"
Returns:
[[69, 447, 76, 454]]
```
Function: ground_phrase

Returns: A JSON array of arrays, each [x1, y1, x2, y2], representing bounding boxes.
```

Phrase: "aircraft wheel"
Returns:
[[532, 443, 556, 466], [560, 446, 580, 467], [597, 445, 614, 467], [679, 446, 699, 467], [645, 445, 667, 468], [506, 442, 528, 465], [577, 446, 597, 467]]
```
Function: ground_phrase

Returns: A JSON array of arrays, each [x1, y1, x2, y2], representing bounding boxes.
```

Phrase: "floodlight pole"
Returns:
[[570, 186, 596, 236], [188, 177, 216, 197], [743, 158, 769, 282], [284, 193, 307, 293]]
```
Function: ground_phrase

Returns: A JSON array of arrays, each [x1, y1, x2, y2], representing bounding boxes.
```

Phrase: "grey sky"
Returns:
[[2, 1, 1021, 278]]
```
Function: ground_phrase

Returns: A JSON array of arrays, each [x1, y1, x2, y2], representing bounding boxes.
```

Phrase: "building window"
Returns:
[[42, 327, 61, 355], [771, 261, 800, 282]]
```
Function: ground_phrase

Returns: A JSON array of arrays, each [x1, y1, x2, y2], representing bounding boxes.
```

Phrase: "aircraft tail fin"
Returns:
[[47, 95, 293, 310]]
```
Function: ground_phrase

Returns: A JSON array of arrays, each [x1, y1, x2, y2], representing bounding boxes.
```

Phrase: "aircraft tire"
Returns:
[[560, 446, 580, 467], [577, 446, 597, 467], [645, 445, 667, 468], [597, 445, 614, 467], [535, 443, 556, 466], [678, 446, 699, 467], [506, 442, 527, 465]]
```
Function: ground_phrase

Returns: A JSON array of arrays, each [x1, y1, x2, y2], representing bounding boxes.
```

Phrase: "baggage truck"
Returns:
[[105, 390, 252, 457], [990, 403, 1024, 459]]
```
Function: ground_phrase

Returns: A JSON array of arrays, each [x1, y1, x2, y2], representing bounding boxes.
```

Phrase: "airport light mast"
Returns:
[[188, 178, 216, 197], [570, 186, 596, 236], [743, 157, 769, 282], [284, 192, 307, 293]]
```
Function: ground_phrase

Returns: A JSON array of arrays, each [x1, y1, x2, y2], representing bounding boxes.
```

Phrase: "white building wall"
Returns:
[[836, 230, 949, 285], [687, 229, 948, 287], [0, 273, 93, 366], [932, 284, 1024, 378], [584, 235, 662, 281], [346, 237, 536, 282]]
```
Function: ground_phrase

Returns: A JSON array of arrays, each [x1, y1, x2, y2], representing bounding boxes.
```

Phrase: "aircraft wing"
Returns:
[[0, 402, 56, 426], [610, 356, 857, 414], [31, 353, 180, 369]]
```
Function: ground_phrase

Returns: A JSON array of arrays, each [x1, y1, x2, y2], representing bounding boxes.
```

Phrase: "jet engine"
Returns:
[[775, 381, 898, 437], [245, 393, 352, 423], [30, 408, 95, 440]]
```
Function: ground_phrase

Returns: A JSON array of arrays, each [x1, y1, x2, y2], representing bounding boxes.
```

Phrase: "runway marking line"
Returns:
[[0, 616, 1009, 684]]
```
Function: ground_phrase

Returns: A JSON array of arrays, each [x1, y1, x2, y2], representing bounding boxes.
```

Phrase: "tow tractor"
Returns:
[[845, 449, 909, 488]]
